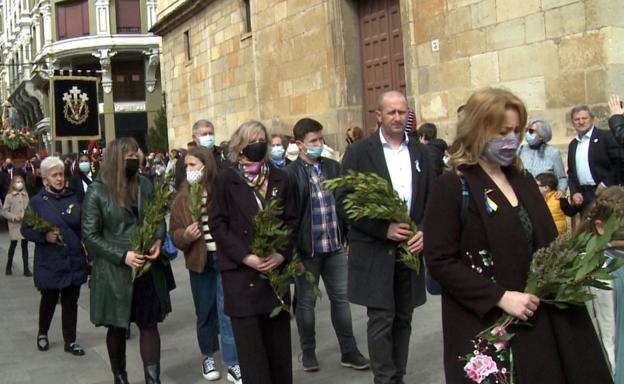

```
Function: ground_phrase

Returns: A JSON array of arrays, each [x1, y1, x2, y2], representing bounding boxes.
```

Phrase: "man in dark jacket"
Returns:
[[338, 91, 433, 384], [417, 122, 448, 176], [175, 119, 228, 189], [285, 118, 369, 373], [567, 104, 621, 212]]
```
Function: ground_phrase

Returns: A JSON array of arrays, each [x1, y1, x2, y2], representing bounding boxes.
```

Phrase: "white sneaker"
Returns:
[[202, 357, 220, 381], [227, 364, 243, 384]]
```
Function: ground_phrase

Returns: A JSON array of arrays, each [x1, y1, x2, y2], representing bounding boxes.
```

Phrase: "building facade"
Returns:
[[153, 0, 624, 152], [0, 0, 164, 153]]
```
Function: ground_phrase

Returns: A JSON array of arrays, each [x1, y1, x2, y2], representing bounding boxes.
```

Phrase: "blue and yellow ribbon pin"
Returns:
[[484, 189, 498, 214]]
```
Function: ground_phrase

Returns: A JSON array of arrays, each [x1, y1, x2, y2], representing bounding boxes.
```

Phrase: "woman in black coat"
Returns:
[[21, 156, 88, 356], [209, 120, 297, 384], [423, 88, 611, 383]]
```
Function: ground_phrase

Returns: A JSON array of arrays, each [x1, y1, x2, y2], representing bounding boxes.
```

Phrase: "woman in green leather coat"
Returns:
[[82, 137, 170, 384]]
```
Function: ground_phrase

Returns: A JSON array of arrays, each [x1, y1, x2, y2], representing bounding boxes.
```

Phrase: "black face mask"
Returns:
[[48, 185, 64, 194], [242, 141, 268, 162], [125, 159, 140, 178]]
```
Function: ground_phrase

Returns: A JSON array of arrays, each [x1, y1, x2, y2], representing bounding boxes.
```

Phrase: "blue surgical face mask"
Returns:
[[78, 161, 91, 173], [305, 145, 323, 159], [525, 131, 540, 146], [270, 145, 285, 160], [198, 134, 215, 149]]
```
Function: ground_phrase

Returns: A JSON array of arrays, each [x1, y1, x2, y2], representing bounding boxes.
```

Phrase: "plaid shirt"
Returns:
[[308, 162, 341, 254]]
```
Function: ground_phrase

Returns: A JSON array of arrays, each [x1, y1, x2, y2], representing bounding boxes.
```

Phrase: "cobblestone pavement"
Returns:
[[0, 227, 444, 384]]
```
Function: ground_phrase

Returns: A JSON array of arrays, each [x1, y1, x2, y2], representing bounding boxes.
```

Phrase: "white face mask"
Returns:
[[186, 167, 204, 184], [14, 181, 24, 191]]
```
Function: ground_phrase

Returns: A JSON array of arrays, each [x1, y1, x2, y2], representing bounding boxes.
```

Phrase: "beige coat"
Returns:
[[3, 190, 29, 240]]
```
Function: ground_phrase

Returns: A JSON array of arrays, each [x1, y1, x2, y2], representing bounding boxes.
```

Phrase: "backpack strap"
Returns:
[[459, 174, 469, 227]]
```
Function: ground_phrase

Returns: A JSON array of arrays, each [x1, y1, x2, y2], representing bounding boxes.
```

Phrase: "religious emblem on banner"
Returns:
[[62, 86, 90, 125]]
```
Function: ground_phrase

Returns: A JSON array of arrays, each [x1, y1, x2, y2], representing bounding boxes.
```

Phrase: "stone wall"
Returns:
[[406, 0, 624, 146], [159, 0, 363, 150]]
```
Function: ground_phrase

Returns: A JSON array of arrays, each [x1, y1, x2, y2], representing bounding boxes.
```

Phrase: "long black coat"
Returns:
[[423, 165, 611, 384], [21, 188, 87, 290], [338, 130, 433, 310], [209, 164, 297, 318]]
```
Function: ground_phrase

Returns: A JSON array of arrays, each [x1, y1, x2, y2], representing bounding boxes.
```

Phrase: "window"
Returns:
[[56, 0, 89, 40], [112, 59, 145, 102], [243, 0, 252, 33], [116, 0, 141, 34], [184, 30, 191, 61]]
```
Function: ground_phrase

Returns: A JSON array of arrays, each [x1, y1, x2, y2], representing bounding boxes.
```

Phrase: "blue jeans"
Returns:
[[295, 248, 358, 354], [189, 252, 238, 366]]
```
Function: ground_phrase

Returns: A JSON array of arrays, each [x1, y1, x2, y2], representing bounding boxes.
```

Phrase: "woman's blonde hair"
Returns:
[[228, 120, 268, 163], [448, 87, 527, 170], [99, 137, 139, 206]]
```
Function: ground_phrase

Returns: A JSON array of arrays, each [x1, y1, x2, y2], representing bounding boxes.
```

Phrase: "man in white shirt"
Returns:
[[567, 104, 621, 212]]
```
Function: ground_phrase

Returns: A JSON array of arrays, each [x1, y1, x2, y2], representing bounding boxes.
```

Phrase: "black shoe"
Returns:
[[113, 371, 129, 384], [301, 350, 319, 372], [64, 342, 85, 356], [37, 334, 49, 351], [5, 266, 11, 275], [340, 350, 370, 370], [24, 270, 32, 277], [144, 362, 161, 384]]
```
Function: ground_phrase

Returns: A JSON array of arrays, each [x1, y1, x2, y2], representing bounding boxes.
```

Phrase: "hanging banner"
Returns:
[[50, 76, 100, 139]]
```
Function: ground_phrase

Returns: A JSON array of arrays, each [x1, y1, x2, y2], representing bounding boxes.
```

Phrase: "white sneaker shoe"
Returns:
[[227, 364, 243, 384], [202, 357, 220, 381]]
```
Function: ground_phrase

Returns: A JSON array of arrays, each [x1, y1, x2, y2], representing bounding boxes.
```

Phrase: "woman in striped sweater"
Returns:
[[170, 146, 242, 383]]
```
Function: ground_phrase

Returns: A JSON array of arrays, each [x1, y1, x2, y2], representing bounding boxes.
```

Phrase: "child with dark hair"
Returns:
[[579, 186, 624, 380], [535, 172, 577, 235]]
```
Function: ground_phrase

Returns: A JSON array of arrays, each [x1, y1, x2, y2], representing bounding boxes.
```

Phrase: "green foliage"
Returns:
[[23, 207, 65, 246], [250, 199, 320, 318], [146, 105, 169, 153], [189, 182, 203, 222], [324, 170, 421, 272], [130, 171, 175, 280]]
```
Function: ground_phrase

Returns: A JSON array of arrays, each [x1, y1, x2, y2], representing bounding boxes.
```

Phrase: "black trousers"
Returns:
[[230, 311, 292, 384], [38, 285, 81, 344], [7, 239, 28, 268], [366, 262, 414, 384]]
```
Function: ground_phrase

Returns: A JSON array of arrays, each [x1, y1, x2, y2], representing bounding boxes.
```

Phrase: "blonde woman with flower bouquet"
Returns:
[[423, 88, 611, 383], [169, 146, 242, 383], [209, 120, 297, 384]]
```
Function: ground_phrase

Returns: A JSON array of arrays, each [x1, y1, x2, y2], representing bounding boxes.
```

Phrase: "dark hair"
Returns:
[[535, 172, 557, 191], [417, 123, 438, 141], [270, 133, 288, 147], [179, 146, 218, 213], [577, 186, 624, 235], [293, 118, 323, 141], [100, 137, 140, 206]]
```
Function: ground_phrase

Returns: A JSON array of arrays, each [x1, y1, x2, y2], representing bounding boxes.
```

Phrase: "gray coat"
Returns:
[[337, 131, 433, 310]]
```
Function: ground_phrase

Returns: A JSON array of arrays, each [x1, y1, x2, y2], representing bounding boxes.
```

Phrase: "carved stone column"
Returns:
[[143, 48, 159, 93], [92, 49, 116, 94], [146, 0, 158, 31], [40, 1, 52, 47], [95, 0, 111, 35], [32, 14, 41, 52]]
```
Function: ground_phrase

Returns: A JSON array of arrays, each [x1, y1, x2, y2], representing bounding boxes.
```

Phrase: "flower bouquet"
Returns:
[[461, 214, 624, 383], [130, 171, 175, 281], [1, 127, 37, 150], [250, 199, 320, 318], [324, 170, 420, 272], [23, 207, 66, 246]]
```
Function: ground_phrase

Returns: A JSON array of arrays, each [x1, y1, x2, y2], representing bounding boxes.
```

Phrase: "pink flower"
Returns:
[[490, 326, 507, 337], [464, 353, 498, 383], [494, 340, 509, 351]]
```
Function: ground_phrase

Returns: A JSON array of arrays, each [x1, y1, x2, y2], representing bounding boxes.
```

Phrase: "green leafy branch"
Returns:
[[130, 171, 175, 281], [324, 170, 420, 272], [250, 199, 321, 318], [23, 207, 66, 246], [189, 182, 203, 222]]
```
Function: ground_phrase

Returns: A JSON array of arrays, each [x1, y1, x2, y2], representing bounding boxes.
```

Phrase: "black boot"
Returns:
[[22, 243, 31, 277], [5, 251, 13, 275], [143, 362, 161, 384], [113, 371, 129, 384]]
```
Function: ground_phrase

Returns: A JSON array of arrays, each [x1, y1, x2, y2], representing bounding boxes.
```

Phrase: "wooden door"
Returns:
[[359, 0, 405, 132]]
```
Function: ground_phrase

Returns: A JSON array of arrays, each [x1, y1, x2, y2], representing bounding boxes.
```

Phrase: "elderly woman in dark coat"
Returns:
[[423, 88, 611, 384], [82, 137, 170, 384], [21, 156, 88, 356]]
